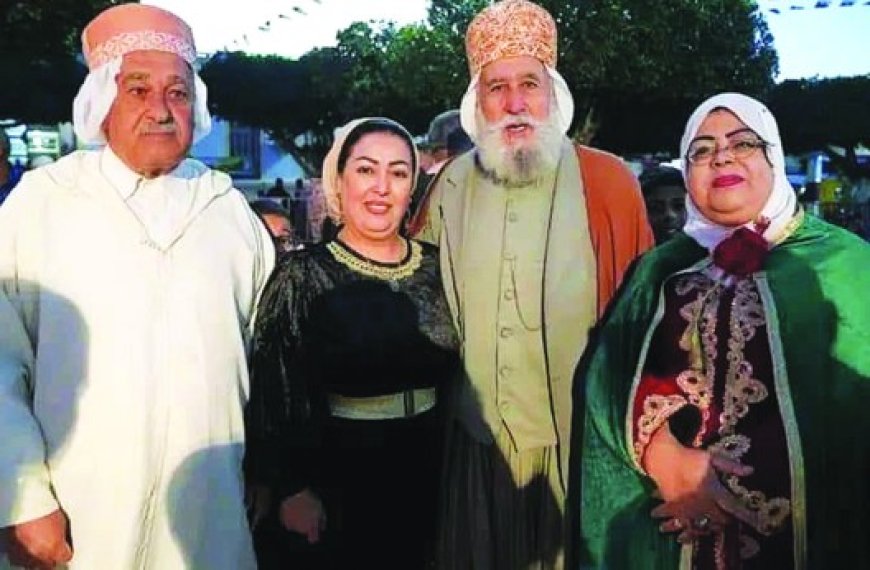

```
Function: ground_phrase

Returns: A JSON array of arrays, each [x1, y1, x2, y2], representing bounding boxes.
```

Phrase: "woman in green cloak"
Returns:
[[572, 92, 870, 570]]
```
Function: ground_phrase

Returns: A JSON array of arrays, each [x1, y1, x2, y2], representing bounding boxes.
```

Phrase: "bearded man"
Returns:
[[414, 1, 653, 568], [0, 4, 273, 568]]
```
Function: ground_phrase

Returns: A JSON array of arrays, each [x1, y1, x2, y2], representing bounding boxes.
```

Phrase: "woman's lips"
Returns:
[[713, 175, 744, 189], [364, 201, 390, 214]]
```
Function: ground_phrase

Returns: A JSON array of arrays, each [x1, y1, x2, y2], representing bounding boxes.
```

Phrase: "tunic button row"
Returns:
[[499, 365, 512, 377], [504, 289, 515, 301], [507, 211, 518, 223], [499, 326, 513, 338]]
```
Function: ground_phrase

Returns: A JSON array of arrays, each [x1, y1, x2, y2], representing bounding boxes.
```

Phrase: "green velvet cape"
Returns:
[[570, 215, 870, 569]]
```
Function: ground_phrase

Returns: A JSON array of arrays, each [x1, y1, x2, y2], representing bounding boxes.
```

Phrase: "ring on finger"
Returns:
[[692, 515, 712, 531]]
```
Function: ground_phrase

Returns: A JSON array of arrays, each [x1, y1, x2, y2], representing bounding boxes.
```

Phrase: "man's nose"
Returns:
[[147, 93, 173, 123], [504, 87, 527, 115]]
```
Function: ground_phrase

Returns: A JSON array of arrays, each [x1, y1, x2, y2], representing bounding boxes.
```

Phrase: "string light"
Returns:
[[759, 0, 870, 14], [220, 0, 321, 52]]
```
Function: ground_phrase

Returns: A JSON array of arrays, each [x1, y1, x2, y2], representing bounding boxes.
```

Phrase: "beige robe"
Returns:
[[422, 140, 653, 488]]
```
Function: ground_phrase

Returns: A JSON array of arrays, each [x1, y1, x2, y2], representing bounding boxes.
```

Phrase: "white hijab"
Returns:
[[680, 92, 797, 250]]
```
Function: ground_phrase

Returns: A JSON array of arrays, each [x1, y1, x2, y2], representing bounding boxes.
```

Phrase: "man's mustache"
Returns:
[[140, 122, 177, 135], [482, 114, 542, 133]]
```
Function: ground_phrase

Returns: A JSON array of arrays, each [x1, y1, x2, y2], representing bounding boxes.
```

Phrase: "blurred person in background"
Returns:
[[0, 129, 21, 207], [251, 199, 300, 254], [640, 165, 688, 244]]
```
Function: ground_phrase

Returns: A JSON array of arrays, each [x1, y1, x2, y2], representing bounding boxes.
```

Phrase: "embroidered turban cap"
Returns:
[[82, 3, 197, 70], [459, 0, 574, 142], [465, 0, 557, 77], [73, 4, 211, 145]]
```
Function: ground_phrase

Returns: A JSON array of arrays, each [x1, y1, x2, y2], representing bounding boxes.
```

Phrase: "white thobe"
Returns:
[[0, 148, 274, 569]]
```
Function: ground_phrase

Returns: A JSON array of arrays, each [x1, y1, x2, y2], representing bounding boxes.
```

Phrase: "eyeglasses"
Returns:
[[685, 134, 769, 166]]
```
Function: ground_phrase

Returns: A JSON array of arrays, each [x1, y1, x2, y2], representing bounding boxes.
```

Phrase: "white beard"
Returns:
[[474, 106, 563, 188]]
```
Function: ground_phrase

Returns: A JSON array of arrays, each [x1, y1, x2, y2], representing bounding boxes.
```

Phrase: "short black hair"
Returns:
[[337, 118, 417, 175], [447, 128, 473, 157], [639, 165, 685, 198], [426, 109, 462, 151], [250, 199, 292, 222]]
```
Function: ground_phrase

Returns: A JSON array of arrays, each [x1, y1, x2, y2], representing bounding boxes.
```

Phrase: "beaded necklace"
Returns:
[[326, 238, 422, 281]]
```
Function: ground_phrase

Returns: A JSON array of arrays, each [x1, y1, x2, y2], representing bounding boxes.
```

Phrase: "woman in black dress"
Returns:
[[245, 117, 460, 569]]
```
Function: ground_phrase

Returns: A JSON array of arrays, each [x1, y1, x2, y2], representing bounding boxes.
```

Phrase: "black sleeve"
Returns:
[[244, 254, 325, 501]]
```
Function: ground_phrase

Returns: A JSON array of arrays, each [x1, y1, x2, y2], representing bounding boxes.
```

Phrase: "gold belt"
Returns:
[[327, 387, 437, 420]]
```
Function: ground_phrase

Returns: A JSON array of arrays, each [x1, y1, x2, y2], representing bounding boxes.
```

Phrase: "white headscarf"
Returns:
[[72, 58, 212, 146], [321, 117, 419, 223], [680, 92, 797, 250]]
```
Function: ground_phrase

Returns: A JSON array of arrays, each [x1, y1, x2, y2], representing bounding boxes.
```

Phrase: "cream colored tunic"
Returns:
[[0, 149, 274, 569], [425, 141, 599, 486], [464, 171, 559, 450]]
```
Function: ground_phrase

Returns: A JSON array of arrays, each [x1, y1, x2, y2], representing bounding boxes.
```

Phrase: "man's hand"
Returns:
[[2, 509, 73, 569], [278, 489, 326, 544]]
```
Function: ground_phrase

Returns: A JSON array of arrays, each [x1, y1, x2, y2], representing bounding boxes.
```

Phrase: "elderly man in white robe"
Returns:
[[0, 4, 274, 569]]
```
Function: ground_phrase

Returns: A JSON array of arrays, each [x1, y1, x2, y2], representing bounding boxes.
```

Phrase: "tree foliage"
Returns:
[[338, 0, 777, 155], [549, 0, 778, 152], [9, 0, 868, 181], [1, 0, 122, 124], [768, 76, 870, 181]]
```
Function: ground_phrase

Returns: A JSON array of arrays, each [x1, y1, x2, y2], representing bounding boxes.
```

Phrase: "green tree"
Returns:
[[769, 76, 870, 182], [203, 0, 780, 166], [1, 0, 122, 124], [423, 0, 777, 153], [200, 49, 346, 175], [547, 0, 777, 152]]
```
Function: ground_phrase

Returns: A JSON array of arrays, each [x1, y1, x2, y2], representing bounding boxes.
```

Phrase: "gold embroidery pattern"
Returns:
[[326, 239, 422, 281], [676, 274, 720, 444], [719, 279, 768, 436], [634, 394, 688, 465], [672, 274, 792, 560], [725, 475, 792, 536], [714, 278, 790, 547], [709, 434, 751, 459], [676, 369, 713, 409], [712, 434, 792, 539]]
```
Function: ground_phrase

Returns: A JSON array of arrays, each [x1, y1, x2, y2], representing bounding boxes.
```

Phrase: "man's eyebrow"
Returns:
[[120, 72, 190, 85], [121, 72, 150, 83], [484, 71, 542, 86]]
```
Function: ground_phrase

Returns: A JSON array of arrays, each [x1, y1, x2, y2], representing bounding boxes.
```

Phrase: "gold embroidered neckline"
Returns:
[[326, 238, 422, 281], [768, 207, 806, 246]]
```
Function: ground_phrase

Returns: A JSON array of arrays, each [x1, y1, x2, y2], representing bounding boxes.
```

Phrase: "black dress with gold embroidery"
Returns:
[[245, 238, 460, 569], [633, 271, 793, 569]]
